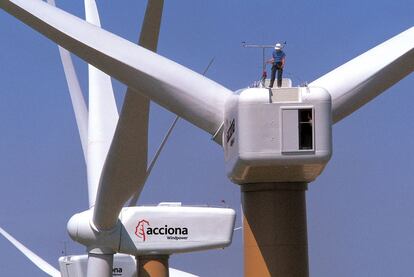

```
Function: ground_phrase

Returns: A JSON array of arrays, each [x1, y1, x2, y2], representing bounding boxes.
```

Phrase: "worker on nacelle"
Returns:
[[267, 43, 286, 88]]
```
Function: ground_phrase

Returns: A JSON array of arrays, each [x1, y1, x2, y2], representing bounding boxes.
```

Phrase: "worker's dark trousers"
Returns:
[[269, 62, 283, 87]]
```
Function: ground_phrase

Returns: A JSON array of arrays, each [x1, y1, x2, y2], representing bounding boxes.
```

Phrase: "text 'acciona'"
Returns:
[[147, 225, 188, 235]]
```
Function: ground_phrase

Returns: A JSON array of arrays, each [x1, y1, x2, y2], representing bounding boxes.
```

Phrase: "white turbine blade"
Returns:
[[117, 0, 165, 208], [83, 2, 119, 275], [128, 115, 179, 207], [139, 0, 163, 51], [46, 0, 89, 163], [93, 91, 148, 230], [1, 0, 233, 140], [170, 268, 199, 277], [0, 227, 60, 277], [84, 0, 119, 207], [128, 57, 215, 207], [119, 0, 163, 204], [93, 0, 165, 229], [84, 0, 101, 26], [310, 26, 414, 123], [58, 47, 89, 163], [87, 253, 113, 277]]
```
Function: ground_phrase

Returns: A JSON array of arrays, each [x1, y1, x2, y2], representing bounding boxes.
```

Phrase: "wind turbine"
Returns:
[[1, 0, 414, 277], [0, 0, 235, 276]]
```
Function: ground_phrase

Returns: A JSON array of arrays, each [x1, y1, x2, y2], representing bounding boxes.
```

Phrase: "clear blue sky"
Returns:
[[0, 0, 413, 276]]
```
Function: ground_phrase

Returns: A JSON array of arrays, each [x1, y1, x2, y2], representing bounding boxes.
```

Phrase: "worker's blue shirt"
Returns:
[[272, 50, 286, 64]]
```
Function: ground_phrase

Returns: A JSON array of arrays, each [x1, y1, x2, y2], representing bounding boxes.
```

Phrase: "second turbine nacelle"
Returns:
[[67, 203, 236, 255], [224, 86, 332, 184]]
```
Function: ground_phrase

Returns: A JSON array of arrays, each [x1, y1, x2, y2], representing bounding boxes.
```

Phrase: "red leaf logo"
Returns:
[[135, 219, 150, 241]]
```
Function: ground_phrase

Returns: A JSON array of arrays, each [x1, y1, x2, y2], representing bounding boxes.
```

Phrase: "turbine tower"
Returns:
[[1, 1, 413, 276]]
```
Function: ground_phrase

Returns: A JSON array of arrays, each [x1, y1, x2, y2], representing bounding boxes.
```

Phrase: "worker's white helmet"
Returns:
[[274, 43, 282, 50]]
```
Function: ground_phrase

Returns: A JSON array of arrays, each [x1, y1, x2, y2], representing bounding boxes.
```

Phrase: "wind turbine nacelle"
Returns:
[[59, 254, 136, 277], [67, 204, 236, 256], [59, 253, 198, 277], [223, 87, 332, 184], [119, 204, 235, 255]]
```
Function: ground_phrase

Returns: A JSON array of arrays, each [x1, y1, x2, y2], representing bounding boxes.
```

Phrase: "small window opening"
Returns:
[[299, 109, 313, 150]]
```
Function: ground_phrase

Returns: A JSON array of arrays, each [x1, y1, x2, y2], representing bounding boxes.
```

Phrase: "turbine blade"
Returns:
[[87, 253, 113, 277], [128, 57, 215, 207], [170, 268, 199, 277], [1, 0, 233, 140], [93, 0, 165, 227], [84, 0, 101, 26], [58, 47, 89, 163], [81, 2, 120, 275], [139, 0, 163, 51], [128, 116, 179, 207], [93, 91, 148, 230], [84, 0, 119, 207], [310, 26, 414, 123], [111, 0, 165, 210], [0, 227, 60, 277], [47, 0, 88, 163]]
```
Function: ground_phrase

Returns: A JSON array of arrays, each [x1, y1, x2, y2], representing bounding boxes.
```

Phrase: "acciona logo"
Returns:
[[135, 219, 150, 241], [135, 219, 189, 242]]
